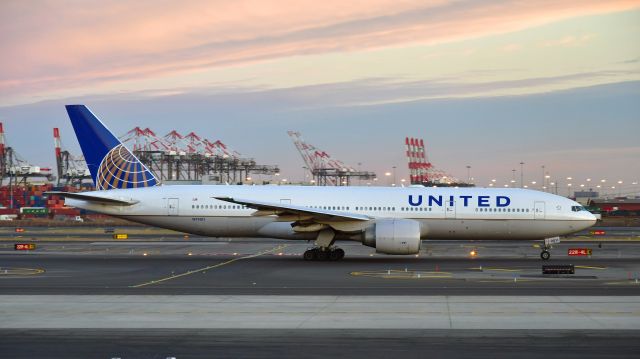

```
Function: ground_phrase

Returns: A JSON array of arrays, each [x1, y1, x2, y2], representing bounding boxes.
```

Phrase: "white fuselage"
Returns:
[[66, 185, 597, 242]]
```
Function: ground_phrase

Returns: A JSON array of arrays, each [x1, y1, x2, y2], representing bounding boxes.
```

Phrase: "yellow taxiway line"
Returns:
[[574, 265, 607, 270], [0, 267, 45, 276], [468, 267, 522, 272], [130, 244, 288, 288]]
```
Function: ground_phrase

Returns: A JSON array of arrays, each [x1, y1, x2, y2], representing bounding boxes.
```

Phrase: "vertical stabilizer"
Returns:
[[65, 105, 159, 190]]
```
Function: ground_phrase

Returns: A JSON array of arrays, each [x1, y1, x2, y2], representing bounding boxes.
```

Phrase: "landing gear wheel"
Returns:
[[334, 248, 345, 260], [329, 250, 340, 261], [316, 250, 328, 261], [303, 250, 316, 261], [540, 250, 551, 260]]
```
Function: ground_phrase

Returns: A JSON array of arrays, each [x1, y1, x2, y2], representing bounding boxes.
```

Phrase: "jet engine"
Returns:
[[362, 219, 421, 255]]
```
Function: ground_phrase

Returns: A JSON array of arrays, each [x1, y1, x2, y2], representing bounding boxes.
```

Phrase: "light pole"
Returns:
[[392, 166, 397, 187], [541, 165, 545, 191], [545, 174, 551, 193], [519, 161, 524, 188], [466, 165, 471, 183]]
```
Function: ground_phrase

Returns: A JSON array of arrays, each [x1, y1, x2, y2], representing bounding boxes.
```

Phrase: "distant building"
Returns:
[[574, 191, 598, 205], [588, 198, 640, 212]]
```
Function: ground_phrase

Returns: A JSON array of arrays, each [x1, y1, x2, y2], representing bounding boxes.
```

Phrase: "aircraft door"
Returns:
[[445, 199, 456, 219], [167, 198, 179, 216], [534, 201, 545, 220]]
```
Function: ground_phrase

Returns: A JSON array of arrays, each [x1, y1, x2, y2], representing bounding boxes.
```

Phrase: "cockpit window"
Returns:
[[571, 205, 587, 212]]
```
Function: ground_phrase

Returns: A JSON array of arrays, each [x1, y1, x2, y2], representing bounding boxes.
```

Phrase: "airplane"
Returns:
[[49, 105, 597, 261]]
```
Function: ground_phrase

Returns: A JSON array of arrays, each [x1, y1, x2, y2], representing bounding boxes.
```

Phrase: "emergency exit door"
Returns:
[[534, 201, 545, 219], [167, 198, 179, 216], [445, 200, 456, 219]]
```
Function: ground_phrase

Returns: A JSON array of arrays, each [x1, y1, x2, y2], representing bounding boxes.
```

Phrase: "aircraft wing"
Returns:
[[213, 196, 370, 222], [45, 191, 139, 206]]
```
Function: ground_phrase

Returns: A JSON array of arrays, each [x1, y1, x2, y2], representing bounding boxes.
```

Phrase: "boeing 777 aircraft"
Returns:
[[50, 105, 597, 261]]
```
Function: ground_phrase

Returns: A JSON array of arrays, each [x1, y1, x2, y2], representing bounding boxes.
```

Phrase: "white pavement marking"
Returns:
[[0, 296, 638, 329]]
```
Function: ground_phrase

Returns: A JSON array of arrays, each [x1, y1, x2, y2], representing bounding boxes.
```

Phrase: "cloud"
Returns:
[[1, 0, 638, 105], [257, 70, 640, 109], [618, 57, 640, 64], [500, 43, 523, 53], [541, 34, 595, 47], [11, 68, 634, 111]]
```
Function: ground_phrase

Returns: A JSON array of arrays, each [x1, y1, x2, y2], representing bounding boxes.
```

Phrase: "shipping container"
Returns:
[[20, 207, 49, 215]]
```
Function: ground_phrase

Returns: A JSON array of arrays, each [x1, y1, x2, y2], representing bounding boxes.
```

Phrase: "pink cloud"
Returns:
[[1, 0, 638, 103]]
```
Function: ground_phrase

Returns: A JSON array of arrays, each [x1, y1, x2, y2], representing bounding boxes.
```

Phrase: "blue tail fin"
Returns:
[[65, 105, 159, 190]]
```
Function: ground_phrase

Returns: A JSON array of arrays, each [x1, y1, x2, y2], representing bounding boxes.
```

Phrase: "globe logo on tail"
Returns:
[[95, 144, 158, 190]]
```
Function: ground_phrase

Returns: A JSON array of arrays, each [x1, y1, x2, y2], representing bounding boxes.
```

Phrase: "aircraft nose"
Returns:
[[581, 212, 597, 229]]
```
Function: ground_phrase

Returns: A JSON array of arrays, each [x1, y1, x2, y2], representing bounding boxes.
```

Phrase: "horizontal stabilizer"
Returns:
[[45, 191, 139, 206]]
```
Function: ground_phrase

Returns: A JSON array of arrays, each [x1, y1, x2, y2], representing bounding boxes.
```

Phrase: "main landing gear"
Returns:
[[303, 228, 345, 261], [303, 247, 345, 261]]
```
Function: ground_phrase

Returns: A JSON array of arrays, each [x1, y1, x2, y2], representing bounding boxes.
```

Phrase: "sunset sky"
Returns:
[[1, 0, 639, 192]]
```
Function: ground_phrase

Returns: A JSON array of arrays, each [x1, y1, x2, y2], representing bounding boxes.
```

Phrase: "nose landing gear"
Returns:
[[540, 250, 551, 260], [540, 236, 560, 260]]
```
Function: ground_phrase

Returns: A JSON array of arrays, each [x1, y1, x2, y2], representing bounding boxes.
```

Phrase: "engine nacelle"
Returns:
[[362, 219, 421, 255]]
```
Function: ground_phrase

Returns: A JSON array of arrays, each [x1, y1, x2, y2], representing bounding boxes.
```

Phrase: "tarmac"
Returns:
[[1, 229, 640, 358], [1, 329, 638, 359]]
